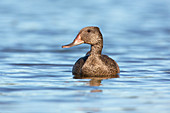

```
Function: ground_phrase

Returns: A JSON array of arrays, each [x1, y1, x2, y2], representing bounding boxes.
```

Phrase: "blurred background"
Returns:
[[0, 0, 170, 113]]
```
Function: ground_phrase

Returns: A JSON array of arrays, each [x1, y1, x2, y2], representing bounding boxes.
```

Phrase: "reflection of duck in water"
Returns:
[[74, 76, 119, 92], [74, 76, 119, 86], [62, 26, 120, 77]]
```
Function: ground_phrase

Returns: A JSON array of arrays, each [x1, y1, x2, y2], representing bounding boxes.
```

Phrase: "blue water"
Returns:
[[0, 0, 170, 113]]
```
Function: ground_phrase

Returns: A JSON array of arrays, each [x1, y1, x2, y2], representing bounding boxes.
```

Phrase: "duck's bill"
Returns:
[[62, 35, 84, 48]]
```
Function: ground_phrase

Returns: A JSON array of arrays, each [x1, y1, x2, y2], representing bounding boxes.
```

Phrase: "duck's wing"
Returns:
[[101, 55, 120, 73], [72, 55, 89, 75]]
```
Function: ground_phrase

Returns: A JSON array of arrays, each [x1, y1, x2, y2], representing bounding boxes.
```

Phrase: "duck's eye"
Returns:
[[87, 29, 91, 33]]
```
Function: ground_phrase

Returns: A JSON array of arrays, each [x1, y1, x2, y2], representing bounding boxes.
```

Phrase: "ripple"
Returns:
[[0, 48, 73, 53], [37, 99, 88, 103], [6, 74, 65, 78], [139, 58, 170, 60], [8, 63, 73, 67], [0, 101, 16, 105], [0, 87, 77, 93]]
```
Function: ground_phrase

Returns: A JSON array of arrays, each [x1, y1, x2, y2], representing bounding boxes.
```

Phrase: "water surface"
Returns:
[[0, 0, 170, 113]]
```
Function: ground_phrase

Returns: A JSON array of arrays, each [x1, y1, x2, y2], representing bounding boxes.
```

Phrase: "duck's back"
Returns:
[[101, 55, 120, 73]]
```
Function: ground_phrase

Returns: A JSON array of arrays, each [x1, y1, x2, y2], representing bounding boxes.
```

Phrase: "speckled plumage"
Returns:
[[62, 26, 120, 77], [72, 54, 119, 77]]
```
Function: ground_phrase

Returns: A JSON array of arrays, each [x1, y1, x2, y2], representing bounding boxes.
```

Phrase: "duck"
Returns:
[[62, 26, 120, 77]]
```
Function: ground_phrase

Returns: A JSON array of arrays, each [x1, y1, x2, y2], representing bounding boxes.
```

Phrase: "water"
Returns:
[[0, 0, 170, 113]]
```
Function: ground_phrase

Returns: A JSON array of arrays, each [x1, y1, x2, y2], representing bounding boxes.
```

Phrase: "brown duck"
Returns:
[[62, 26, 120, 77]]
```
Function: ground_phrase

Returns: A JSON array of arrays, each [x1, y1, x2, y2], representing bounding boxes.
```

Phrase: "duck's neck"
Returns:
[[90, 42, 103, 56]]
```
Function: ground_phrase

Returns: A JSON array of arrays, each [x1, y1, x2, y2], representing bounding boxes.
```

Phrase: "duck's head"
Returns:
[[62, 26, 103, 48]]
